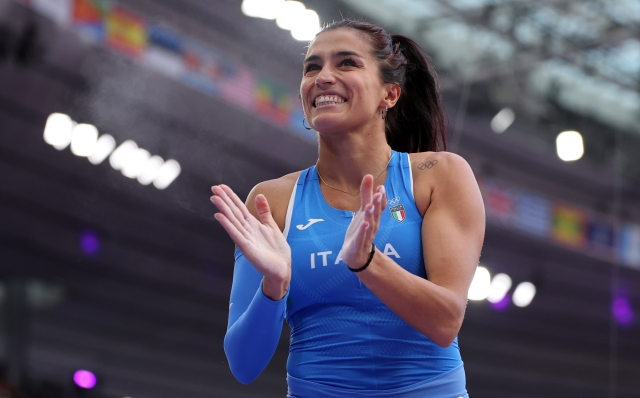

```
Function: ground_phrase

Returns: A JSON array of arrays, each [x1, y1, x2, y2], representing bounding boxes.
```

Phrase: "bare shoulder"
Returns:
[[408, 151, 477, 215], [246, 171, 302, 231]]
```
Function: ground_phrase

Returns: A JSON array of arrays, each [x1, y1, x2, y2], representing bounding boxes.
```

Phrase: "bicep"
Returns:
[[421, 156, 485, 303]]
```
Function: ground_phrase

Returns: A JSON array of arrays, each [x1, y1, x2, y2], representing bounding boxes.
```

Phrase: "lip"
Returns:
[[311, 91, 348, 108]]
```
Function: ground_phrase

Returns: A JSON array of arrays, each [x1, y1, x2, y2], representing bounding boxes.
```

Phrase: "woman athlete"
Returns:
[[210, 19, 485, 397]]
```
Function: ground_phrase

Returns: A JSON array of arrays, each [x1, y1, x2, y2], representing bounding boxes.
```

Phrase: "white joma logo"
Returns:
[[296, 218, 324, 230]]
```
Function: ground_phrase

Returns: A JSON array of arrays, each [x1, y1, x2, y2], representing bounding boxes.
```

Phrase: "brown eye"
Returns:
[[340, 58, 357, 67], [304, 64, 320, 74]]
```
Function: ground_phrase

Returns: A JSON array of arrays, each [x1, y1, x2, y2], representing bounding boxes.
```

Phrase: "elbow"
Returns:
[[230, 367, 258, 385], [432, 330, 458, 348], [430, 316, 464, 348], [224, 336, 260, 384]]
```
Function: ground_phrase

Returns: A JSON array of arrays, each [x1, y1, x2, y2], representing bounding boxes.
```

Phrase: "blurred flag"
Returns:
[[588, 217, 615, 253], [256, 78, 293, 126], [620, 223, 640, 269], [485, 181, 516, 226], [552, 203, 587, 248], [219, 62, 255, 109], [515, 191, 551, 237], [105, 6, 147, 58], [72, 0, 107, 42], [144, 25, 186, 79], [147, 24, 184, 54]]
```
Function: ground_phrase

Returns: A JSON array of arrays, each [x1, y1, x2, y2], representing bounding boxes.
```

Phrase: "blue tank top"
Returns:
[[282, 150, 462, 390]]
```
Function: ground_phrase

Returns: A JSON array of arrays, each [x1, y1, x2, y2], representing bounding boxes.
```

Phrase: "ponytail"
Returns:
[[386, 35, 447, 152], [319, 20, 447, 153]]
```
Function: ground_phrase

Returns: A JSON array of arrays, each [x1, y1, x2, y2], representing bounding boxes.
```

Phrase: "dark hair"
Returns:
[[318, 20, 447, 153]]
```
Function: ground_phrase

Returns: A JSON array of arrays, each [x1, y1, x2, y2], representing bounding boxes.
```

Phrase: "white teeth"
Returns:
[[315, 95, 345, 107]]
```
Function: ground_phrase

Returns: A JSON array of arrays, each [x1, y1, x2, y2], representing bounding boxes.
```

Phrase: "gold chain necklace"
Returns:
[[316, 152, 395, 196]]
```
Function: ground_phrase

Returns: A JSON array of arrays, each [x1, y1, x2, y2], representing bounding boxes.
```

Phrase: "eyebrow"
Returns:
[[303, 51, 364, 64]]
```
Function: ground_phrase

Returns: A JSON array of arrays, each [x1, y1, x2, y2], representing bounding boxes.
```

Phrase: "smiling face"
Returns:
[[301, 28, 392, 134]]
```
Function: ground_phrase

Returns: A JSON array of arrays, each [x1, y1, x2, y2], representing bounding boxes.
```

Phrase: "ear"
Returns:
[[382, 83, 401, 109]]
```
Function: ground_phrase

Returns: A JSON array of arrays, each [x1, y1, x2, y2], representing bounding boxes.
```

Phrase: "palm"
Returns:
[[237, 217, 291, 278], [340, 175, 387, 268], [211, 185, 291, 281]]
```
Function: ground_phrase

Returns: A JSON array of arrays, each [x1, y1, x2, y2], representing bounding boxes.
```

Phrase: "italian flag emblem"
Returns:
[[390, 204, 406, 222]]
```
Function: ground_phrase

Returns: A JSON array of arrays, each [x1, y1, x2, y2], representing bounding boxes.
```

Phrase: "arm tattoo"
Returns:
[[418, 160, 438, 170]]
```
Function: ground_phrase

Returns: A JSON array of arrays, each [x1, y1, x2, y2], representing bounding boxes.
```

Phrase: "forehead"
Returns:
[[305, 28, 372, 58]]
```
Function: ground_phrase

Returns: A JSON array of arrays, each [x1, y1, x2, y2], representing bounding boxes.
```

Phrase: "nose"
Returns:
[[315, 65, 336, 87]]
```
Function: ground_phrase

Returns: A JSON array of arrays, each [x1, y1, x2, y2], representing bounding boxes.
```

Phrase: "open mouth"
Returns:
[[314, 95, 347, 108]]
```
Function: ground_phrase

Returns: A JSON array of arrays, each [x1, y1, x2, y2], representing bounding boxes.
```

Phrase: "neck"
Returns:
[[316, 127, 392, 193]]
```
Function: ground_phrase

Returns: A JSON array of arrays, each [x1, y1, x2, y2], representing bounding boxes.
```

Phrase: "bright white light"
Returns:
[[468, 266, 491, 300], [43, 113, 74, 150], [137, 155, 164, 185], [291, 9, 321, 41], [490, 107, 515, 134], [487, 273, 512, 303], [153, 159, 181, 190], [121, 148, 151, 179], [70, 124, 99, 157], [513, 282, 536, 307], [109, 140, 138, 170], [556, 130, 584, 161], [241, 0, 285, 19], [276, 1, 306, 30], [88, 135, 116, 165]]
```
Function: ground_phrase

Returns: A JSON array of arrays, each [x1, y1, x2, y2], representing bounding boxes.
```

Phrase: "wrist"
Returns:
[[262, 274, 290, 301], [347, 243, 376, 273]]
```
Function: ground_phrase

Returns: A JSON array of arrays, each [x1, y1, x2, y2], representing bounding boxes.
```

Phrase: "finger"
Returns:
[[220, 184, 253, 220], [255, 194, 279, 230], [359, 174, 374, 210], [214, 213, 249, 248], [356, 220, 371, 249], [213, 186, 249, 228], [377, 185, 387, 212], [364, 201, 380, 240], [211, 194, 248, 235]]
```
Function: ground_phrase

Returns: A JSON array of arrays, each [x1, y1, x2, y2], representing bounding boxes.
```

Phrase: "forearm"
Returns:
[[355, 249, 465, 347], [225, 250, 288, 384], [224, 283, 288, 383]]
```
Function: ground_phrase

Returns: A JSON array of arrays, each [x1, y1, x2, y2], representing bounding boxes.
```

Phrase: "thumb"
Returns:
[[255, 194, 279, 229]]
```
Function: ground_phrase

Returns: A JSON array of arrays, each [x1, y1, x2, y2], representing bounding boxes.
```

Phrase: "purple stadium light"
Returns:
[[612, 296, 634, 326], [491, 294, 510, 311], [73, 370, 97, 389], [80, 229, 100, 255]]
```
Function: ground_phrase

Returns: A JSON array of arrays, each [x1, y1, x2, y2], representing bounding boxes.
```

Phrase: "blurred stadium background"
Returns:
[[0, 0, 639, 397]]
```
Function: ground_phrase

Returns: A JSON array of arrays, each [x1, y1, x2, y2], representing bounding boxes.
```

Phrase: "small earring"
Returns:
[[382, 106, 388, 120], [302, 117, 311, 130]]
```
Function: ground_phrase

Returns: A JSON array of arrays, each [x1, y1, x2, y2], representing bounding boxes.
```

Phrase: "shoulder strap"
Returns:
[[399, 152, 415, 202], [283, 169, 308, 238]]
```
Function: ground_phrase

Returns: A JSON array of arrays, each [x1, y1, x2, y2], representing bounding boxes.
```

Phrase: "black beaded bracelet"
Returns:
[[347, 243, 376, 273]]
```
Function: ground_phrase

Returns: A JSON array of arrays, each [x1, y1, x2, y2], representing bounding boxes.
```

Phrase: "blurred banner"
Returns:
[[478, 174, 639, 270], [18, 0, 314, 142]]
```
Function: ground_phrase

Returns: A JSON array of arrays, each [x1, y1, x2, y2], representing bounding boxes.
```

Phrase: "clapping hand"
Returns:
[[210, 185, 291, 299], [340, 175, 387, 269]]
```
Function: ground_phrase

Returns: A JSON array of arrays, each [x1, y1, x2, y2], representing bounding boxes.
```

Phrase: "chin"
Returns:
[[310, 113, 348, 132]]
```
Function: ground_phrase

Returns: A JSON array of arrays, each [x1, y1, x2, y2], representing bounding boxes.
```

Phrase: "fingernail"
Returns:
[[376, 195, 382, 203], [380, 186, 386, 194], [368, 206, 374, 214]]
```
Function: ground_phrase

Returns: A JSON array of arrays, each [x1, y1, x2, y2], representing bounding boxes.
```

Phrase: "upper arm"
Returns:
[[244, 172, 300, 232], [415, 152, 485, 306]]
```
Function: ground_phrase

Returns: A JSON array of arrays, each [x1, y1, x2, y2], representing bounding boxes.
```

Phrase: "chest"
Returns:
[[285, 184, 425, 314]]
